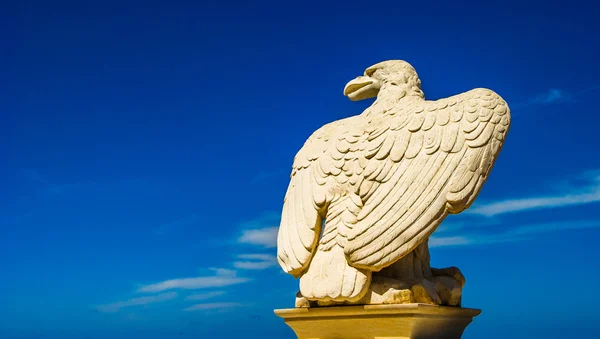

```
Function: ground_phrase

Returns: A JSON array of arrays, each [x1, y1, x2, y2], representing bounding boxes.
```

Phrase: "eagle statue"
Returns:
[[276, 60, 511, 307]]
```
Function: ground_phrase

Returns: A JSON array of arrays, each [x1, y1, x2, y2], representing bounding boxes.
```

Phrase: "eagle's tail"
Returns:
[[299, 193, 371, 303]]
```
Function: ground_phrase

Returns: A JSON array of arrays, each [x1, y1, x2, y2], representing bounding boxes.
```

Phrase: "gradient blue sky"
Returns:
[[2, 1, 600, 338]]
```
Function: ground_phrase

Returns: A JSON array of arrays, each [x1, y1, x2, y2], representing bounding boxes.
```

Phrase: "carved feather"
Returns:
[[277, 64, 511, 298], [344, 88, 510, 270]]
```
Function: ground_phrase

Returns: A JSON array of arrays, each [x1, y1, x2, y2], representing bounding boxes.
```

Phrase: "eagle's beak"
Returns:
[[343, 75, 381, 101]]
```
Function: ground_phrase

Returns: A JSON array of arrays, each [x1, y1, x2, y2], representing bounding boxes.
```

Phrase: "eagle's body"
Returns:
[[277, 61, 511, 304]]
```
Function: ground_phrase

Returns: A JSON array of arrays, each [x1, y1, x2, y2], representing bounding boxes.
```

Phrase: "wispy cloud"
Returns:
[[468, 191, 600, 217], [430, 234, 524, 248], [96, 292, 178, 313], [183, 302, 243, 312], [137, 268, 250, 293], [233, 254, 277, 270], [467, 171, 600, 217], [506, 220, 600, 236], [433, 171, 600, 247], [185, 291, 226, 301], [238, 227, 278, 248], [237, 212, 281, 247], [429, 236, 471, 247], [531, 88, 573, 104], [517, 85, 600, 109], [431, 220, 600, 248]]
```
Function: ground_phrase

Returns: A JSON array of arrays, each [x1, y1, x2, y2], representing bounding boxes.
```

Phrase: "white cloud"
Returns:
[[429, 236, 471, 248], [528, 86, 600, 105], [531, 89, 572, 104], [467, 172, 600, 217], [233, 261, 274, 270], [183, 302, 243, 312], [434, 172, 600, 248], [503, 220, 600, 237], [185, 291, 226, 301], [235, 212, 280, 248], [431, 234, 523, 248], [431, 220, 600, 248], [512, 85, 600, 110], [468, 191, 600, 217], [233, 254, 278, 270], [238, 227, 279, 248], [137, 269, 250, 293], [236, 254, 276, 261], [209, 268, 236, 277], [96, 292, 178, 313]]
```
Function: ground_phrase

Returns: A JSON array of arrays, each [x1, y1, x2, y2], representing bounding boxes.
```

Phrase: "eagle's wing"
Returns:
[[345, 88, 511, 270], [276, 122, 345, 277]]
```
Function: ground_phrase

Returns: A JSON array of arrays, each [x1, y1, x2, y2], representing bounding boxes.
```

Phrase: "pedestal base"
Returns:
[[274, 303, 481, 339]]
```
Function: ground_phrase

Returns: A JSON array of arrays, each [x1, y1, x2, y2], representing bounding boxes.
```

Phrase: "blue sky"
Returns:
[[2, 1, 600, 338]]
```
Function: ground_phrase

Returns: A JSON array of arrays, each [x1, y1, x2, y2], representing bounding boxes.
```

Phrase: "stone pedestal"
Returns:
[[274, 303, 481, 339]]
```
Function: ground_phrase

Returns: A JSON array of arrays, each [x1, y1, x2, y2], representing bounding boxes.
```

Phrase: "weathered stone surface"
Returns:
[[275, 60, 511, 306], [364, 276, 414, 305], [411, 279, 441, 305], [294, 291, 310, 308], [435, 276, 463, 307]]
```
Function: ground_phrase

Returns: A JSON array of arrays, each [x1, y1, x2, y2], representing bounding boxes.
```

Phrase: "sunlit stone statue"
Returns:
[[274, 60, 511, 339]]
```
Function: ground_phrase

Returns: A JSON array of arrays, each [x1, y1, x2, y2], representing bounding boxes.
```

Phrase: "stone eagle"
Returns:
[[276, 60, 511, 305]]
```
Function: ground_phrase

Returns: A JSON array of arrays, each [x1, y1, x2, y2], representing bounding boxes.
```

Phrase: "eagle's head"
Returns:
[[343, 60, 424, 101]]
